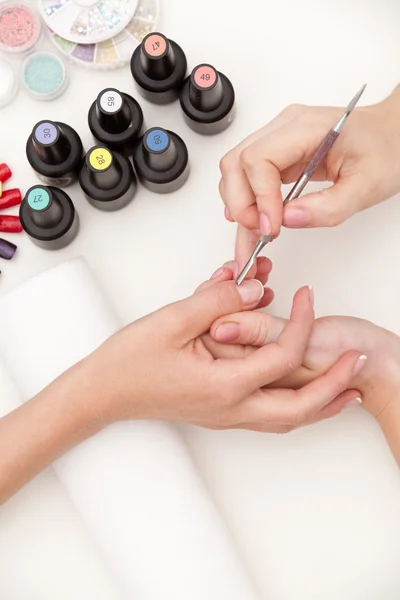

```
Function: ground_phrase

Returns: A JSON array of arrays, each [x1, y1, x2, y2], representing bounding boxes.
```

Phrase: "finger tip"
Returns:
[[257, 287, 274, 309], [256, 256, 273, 272]]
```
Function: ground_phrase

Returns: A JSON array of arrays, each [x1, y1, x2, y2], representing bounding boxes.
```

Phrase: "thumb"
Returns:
[[282, 175, 369, 228], [172, 279, 265, 342]]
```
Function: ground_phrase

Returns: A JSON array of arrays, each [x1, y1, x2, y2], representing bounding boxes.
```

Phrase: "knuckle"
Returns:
[[281, 352, 302, 375], [239, 147, 255, 170], [327, 212, 344, 227], [213, 284, 239, 314], [252, 318, 270, 346], [331, 375, 349, 396], [219, 152, 235, 175], [214, 288, 230, 314], [320, 196, 345, 227], [283, 103, 305, 117]]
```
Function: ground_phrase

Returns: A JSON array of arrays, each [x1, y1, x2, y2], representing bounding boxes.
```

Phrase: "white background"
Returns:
[[1, 0, 400, 598]]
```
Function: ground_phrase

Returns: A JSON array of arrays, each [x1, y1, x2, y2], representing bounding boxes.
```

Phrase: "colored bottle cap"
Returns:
[[143, 127, 178, 171], [189, 64, 223, 112], [96, 88, 132, 134], [140, 32, 175, 80], [32, 120, 71, 165], [0, 163, 12, 183], [86, 146, 121, 190], [26, 185, 63, 228], [21, 185, 78, 248]]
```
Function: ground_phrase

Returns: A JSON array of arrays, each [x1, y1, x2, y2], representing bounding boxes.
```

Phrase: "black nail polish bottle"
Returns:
[[26, 120, 83, 186], [179, 64, 235, 135], [132, 127, 189, 193], [88, 88, 144, 157], [130, 32, 187, 104], [20, 185, 79, 250], [79, 145, 137, 211]]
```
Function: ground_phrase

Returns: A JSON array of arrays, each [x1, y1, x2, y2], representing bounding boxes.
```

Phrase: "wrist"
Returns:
[[63, 356, 116, 431], [350, 325, 400, 466], [354, 323, 400, 422], [371, 85, 400, 145], [77, 336, 145, 426], [42, 359, 107, 440]]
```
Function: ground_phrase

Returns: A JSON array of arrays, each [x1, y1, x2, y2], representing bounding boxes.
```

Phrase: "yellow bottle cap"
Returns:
[[89, 147, 112, 171]]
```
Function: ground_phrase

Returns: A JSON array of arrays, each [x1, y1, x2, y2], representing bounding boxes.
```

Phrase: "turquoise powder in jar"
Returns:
[[21, 51, 68, 100]]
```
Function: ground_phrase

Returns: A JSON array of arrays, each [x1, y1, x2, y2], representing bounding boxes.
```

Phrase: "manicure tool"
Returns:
[[236, 84, 367, 285]]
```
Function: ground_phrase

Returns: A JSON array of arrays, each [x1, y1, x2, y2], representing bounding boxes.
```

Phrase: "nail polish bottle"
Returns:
[[79, 146, 136, 211], [20, 185, 79, 250], [130, 32, 187, 104], [179, 64, 235, 135], [26, 120, 83, 186], [88, 88, 144, 157], [132, 127, 189, 193]]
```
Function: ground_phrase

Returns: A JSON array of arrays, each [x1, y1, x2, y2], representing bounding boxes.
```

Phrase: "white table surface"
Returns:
[[1, 0, 400, 598]]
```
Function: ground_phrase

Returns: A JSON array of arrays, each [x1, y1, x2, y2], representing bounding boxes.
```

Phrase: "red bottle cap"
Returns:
[[0, 163, 12, 184], [0, 188, 22, 209]]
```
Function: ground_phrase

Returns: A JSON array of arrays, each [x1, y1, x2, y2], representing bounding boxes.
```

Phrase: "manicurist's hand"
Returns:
[[219, 85, 400, 271], [206, 300, 400, 464]]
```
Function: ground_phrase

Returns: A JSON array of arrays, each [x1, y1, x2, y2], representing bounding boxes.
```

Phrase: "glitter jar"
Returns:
[[0, 2, 42, 54], [21, 51, 68, 100]]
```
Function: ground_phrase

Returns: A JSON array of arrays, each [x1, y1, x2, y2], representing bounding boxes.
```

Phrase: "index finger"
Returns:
[[218, 104, 306, 230]]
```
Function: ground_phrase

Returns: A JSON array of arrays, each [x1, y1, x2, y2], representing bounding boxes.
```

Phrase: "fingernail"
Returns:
[[210, 267, 225, 280], [353, 355, 367, 376], [345, 397, 363, 408], [283, 207, 310, 227], [237, 279, 264, 305], [214, 322, 240, 342], [260, 213, 272, 235], [308, 285, 314, 307]]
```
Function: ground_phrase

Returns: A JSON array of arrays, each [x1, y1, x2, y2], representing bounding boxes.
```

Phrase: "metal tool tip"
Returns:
[[346, 83, 367, 113]]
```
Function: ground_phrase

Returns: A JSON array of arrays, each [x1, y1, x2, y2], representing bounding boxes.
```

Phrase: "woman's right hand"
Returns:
[[219, 86, 400, 271]]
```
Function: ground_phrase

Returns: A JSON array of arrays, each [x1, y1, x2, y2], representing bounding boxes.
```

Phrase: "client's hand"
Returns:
[[83, 260, 363, 433], [206, 297, 400, 443]]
